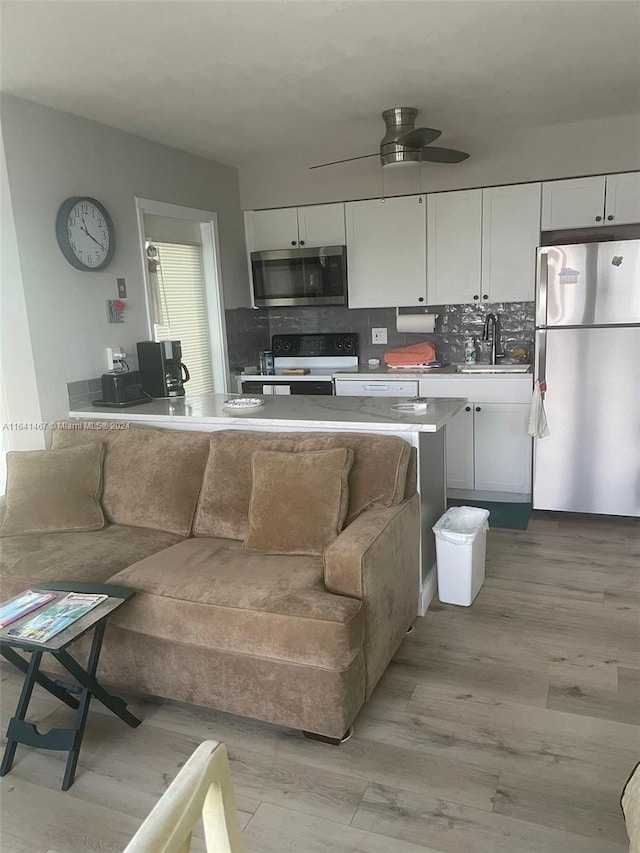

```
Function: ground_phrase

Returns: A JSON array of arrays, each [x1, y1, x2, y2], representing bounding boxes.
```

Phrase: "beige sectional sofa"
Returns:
[[0, 421, 420, 741]]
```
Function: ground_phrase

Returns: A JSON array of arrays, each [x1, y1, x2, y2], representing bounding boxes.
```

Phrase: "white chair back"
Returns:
[[123, 739, 245, 853]]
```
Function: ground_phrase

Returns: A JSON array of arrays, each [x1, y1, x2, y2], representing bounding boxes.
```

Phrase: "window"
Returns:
[[149, 240, 214, 395]]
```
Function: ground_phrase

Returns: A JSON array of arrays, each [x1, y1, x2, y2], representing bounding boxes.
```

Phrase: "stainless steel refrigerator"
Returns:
[[534, 239, 640, 516]]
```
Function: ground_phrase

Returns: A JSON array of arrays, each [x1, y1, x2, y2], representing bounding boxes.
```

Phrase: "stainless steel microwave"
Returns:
[[251, 245, 347, 307]]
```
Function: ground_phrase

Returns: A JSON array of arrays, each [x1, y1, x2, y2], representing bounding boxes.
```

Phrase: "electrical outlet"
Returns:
[[106, 347, 126, 371], [372, 327, 387, 345]]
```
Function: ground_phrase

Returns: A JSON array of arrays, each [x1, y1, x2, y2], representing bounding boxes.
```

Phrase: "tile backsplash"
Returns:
[[226, 302, 534, 371], [67, 377, 103, 409]]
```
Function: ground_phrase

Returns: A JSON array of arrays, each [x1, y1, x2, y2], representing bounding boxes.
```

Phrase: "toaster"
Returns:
[[100, 370, 145, 405]]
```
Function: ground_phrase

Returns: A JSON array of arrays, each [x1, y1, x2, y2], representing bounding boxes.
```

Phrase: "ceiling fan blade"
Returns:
[[419, 146, 470, 164], [396, 127, 441, 148], [309, 153, 379, 170]]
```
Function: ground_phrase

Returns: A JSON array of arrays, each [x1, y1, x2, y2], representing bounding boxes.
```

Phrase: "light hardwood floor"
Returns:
[[1, 512, 638, 852]]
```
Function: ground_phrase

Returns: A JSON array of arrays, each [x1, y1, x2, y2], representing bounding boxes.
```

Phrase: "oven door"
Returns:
[[251, 246, 347, 307], [241, 380, 334, 396]]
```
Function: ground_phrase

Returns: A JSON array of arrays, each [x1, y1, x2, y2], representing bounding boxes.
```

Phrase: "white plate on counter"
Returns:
[[223, 398, 265, 409], [391, 398, 429, 412]]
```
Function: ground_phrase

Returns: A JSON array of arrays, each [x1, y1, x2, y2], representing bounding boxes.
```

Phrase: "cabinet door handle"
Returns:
[[607, 215, 614, 221], [482, 294, 489, 300], [299, 240, 305, 245], [475, 406, 481, 412], [473, 294, 479, 300], [418, 297, 425, 302], [465, 406, 471, 412], [595, 216, 602, 222], [291, 240, 297, 246]]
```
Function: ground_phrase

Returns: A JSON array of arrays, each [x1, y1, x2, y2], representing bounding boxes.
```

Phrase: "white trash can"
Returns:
[[432, 506, 490, 606]]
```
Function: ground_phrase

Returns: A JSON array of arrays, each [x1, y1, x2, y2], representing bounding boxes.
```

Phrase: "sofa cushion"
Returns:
[[244, 448, 353, 556], [108, 537, 364, 671], [194, 429, 412, 540], [52, 421, 210, 536], [1, 443, 106, 537], [0, 524, 184, 602], [193, 430, 298, 539], [297, 433, 412, 523]]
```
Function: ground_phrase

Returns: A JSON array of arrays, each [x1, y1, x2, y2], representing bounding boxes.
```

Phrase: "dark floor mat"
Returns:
[[447, 499, 532, 530]]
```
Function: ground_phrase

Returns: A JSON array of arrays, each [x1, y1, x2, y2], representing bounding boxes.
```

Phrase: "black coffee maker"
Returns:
[[137, 341, 190, 398]]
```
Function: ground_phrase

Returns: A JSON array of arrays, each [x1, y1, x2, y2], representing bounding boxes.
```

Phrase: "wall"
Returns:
[[0, 125, 45, 453], [239, 113, 640, 210], [1, 95, 251, 424]]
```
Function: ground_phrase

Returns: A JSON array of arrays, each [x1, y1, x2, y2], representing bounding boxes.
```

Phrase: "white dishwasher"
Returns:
[[334, 379, 419, 397]]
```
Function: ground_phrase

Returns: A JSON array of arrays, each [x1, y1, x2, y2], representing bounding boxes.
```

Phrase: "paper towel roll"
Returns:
[[396, 313, 438, 334]]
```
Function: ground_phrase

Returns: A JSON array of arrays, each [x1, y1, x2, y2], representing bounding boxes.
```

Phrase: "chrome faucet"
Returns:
[[482, 313, 503, 364]]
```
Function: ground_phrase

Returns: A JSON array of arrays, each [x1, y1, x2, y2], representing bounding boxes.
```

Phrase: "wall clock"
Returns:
[[55, 196, 116, 271]]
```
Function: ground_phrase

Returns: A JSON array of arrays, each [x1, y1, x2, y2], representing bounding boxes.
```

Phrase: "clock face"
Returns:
[[56, 197, 116, 271]]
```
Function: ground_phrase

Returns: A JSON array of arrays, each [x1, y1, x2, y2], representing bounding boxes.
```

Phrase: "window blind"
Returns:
[[151, 241, 214, 395]]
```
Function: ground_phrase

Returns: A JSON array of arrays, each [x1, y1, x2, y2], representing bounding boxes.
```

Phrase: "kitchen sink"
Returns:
[[456, 364, 531, 374]]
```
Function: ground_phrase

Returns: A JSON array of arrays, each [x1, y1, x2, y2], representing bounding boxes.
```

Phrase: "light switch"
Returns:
[[117, 278, 127, 298], [372, 328, 388, 344]]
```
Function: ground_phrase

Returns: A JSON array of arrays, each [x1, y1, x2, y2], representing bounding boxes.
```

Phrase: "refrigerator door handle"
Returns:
[[536, 329, 547, 393], [536, 248, 548, 328]]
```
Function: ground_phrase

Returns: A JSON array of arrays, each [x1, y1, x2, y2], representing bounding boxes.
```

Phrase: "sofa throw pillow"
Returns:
[[0, 443, 106, 536], [243, 448, 354, 556], [193, 430, 298, 540]]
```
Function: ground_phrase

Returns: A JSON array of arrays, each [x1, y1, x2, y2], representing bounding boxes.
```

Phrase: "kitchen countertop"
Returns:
[[70, 393, 466, 433], [236, 364, 532, 382], [332, 364, 532, 379]]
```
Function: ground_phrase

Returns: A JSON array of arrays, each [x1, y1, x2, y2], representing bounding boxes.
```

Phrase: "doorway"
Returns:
[[135, 199, 229, 394]]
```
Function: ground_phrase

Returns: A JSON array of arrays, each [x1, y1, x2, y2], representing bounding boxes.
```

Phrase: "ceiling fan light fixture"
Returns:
[[381, 151, 422, 167], [308, 107, 469, 170], [380, 107, 421, 167]]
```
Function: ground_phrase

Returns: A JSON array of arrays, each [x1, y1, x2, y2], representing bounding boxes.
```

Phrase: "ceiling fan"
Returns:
[[310, 107, 470, 170]]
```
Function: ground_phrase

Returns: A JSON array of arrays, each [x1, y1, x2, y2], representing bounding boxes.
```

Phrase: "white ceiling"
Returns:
[[2, 0, 639, 169]]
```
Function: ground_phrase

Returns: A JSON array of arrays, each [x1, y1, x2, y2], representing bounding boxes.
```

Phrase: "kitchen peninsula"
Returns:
[[70, 393, 465, 614]]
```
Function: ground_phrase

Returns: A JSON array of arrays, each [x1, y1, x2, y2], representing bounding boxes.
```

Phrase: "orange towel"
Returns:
[[384, 341, 437, 367]]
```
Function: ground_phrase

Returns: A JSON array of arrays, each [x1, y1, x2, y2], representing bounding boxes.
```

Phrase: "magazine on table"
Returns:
[[0, 589, 57, 628], [7, 593, 108, 643]]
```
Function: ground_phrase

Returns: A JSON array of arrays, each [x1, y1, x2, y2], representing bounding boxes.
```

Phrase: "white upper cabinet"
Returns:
[[428, 186, 539, 305], [245, 203, 346, 252], [245, 208, 299, 251], [541, 173, 640, 230], [427, 189, 482, 305], [297, 203, 346, 246], [604, 172, 640, 225], [345, 195, 427, 308], [482, 183, 541, 303], [541, 176, 607, 230]]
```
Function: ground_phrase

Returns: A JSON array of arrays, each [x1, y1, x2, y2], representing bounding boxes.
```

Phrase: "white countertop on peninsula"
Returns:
[[70, 393, 466, 433]]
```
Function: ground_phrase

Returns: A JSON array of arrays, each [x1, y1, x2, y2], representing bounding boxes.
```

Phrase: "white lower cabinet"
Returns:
[[445, 405, 475, 490], [473, 403, 532, 493], [336, 375, 532, 496], [420, 378, 533, 496]]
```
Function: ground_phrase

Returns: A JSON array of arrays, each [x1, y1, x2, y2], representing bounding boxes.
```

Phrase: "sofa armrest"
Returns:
[[323, 494, 420, 696]]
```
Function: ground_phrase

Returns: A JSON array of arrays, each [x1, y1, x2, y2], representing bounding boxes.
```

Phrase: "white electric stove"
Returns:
[[240, 333, 359, 395]]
